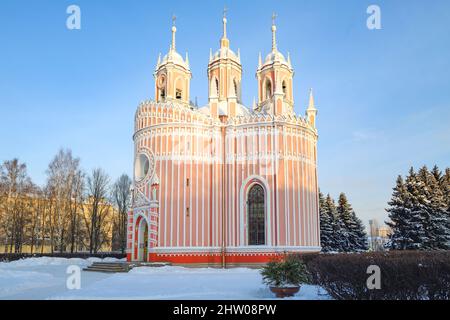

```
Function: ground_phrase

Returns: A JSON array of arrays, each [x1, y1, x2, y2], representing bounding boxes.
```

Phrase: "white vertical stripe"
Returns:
[[189, 129, 193, 247], [196, 131, 200, 246], [176, 130, 180, 247], [202, 143, 205, 247], [284, 128, 289, 245], [170, 130, 174, 247], [164, 133, 168, 247], [183, 132, 186, 247], [291, 131, 296, 246]]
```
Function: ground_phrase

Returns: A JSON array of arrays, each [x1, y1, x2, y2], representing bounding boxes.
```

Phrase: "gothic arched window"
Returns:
[[282, 80, 287, 96], [247, 184, 265, 246], [265, 79, 272, 100], [215, 78, 220, 96], [233, 79, 239, 102]]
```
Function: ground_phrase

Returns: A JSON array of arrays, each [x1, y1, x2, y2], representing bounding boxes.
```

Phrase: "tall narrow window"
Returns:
[[282, 81, 287, 97], [176, 89, 182, 100], [265, 80, 272, 100], [247, 184, 265, 245]]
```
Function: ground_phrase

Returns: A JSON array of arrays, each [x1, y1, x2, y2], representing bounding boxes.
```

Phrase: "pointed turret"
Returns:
[[157, 52, 161, 66], [306, 88, 318, 128], [185, 52, 190, 68]]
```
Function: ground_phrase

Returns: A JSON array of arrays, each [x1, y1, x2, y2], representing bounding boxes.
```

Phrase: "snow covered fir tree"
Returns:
[[319, 191, 368, 252], [386, 165, 450, 250]]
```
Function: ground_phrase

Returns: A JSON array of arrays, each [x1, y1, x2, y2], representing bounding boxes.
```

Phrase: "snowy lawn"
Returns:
[[0, 257, 330, 300]]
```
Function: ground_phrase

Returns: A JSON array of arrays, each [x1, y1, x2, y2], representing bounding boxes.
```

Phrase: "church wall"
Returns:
[[130, 101, 320, 265]]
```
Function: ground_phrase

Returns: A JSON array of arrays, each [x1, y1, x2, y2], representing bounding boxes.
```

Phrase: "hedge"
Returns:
[[304, 251, 450, 300]]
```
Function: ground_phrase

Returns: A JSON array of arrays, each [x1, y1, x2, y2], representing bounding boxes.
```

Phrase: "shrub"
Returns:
[[307, 251, 450, 300], [261, 254, 310, 287]]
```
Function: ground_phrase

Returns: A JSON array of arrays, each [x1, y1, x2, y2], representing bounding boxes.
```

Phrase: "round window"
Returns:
[[135, 153, 150, 181]]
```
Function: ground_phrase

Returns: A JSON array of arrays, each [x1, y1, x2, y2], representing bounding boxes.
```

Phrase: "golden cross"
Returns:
[[172, 14, 177, 26], [272, 12, 277, 25], [223, 6, 228, 18]]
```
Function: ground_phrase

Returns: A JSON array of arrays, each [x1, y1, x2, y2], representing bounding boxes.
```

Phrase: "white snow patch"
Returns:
[[0, 258, 330, 300]]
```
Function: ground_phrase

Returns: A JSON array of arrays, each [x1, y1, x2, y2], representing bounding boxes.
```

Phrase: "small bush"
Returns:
[[307, 251, 450, 300], [261, 254, 310, 287]]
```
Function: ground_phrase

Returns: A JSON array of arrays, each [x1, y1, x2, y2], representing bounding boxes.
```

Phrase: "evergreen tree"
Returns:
[[418, 166, 449, 250], [336, 193, 368, 252], [387, 168, 431, 250], [350, 210, 369, 251], [443, 168, 450, 248], [442, 168, 450, 211], [386, 174, 416, 250], [319, 191, 335, 252]]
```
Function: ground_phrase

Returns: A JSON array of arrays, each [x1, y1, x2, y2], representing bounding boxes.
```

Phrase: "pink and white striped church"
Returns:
[[127, 13, 320, 266]]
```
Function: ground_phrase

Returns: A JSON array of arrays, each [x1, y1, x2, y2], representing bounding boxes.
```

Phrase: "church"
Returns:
[[126, 13, 320, 267]]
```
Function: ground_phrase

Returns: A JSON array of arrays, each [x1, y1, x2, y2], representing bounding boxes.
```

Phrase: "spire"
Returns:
[[157, 52, 161, 66], [306, 88, 318, 127], [287, 52, 292, 68], [258, 52, 262, 68], [252, 97, 257, 110], [209, 48, 213, 61], [185, 52, 189, 67], [171, 15, 177, 51], [307, 88, 317, 111], [220, 7, 230, 48], [237, 48, 241, 62], [222, 6, 228, 39], [271, 12, 278, 52]]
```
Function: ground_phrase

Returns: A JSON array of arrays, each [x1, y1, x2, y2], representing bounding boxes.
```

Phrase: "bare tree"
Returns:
[[0, 159, 34, 253], [45, 149, 83, 253], [83, 168, 110, 253], [112, 174, 132, 253]]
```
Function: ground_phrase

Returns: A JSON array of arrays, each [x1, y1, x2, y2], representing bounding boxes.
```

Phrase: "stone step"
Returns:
[[89, 263, 127, 268], [83, 262, 132, 273], [84, 267, 129, 273]]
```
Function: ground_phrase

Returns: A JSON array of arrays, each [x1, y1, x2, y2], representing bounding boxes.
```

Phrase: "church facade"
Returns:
[[127, 14, 320, 266]]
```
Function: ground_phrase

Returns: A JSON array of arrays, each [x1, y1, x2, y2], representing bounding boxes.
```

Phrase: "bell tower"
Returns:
[[154, 16, 192, 106], [256, 13, 294, 115], [208, 8, 242, 118]]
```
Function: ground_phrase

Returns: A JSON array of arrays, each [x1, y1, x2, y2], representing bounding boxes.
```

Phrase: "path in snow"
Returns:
[[0, 257, 330, 300]]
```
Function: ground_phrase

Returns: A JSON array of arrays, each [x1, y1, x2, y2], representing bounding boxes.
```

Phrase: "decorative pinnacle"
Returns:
[[223, 6, 228, 39], [307, 88, 317, 111], [171, 15, 177, 51], [272, 12, 277, 52]]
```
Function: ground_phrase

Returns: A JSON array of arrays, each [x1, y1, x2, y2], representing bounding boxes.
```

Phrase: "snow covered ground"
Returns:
[[0, 257, 330, 300]]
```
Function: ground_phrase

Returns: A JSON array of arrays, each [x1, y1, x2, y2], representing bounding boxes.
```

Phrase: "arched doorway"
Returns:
[[137, 218, 149, 262], [247, 184, 265, 245]]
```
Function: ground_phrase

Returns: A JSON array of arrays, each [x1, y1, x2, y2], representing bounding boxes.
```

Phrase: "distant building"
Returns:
[[368, 219, 391, 251]]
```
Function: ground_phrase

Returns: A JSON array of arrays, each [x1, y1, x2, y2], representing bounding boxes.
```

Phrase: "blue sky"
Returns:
[[0, 0, 449, 226]]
